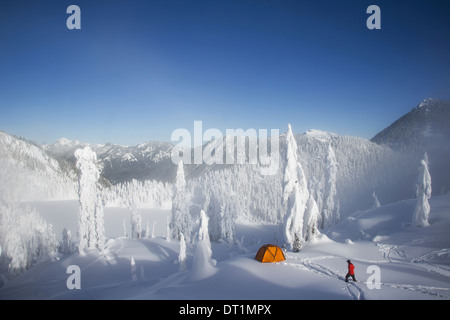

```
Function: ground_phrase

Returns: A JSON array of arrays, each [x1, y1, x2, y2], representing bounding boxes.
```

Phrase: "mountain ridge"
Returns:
[[371, 98, 450, 194], [371, 98, 450, 149], [2, 98, 449, 206]]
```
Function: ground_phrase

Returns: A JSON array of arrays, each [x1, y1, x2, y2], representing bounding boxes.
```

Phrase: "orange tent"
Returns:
[[255, 244, 286, 263]]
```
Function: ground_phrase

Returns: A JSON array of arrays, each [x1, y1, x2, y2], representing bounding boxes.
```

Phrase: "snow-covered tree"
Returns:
[[412, 154, 432, 227], [143, 220, 150, 239], [303, 195, 321, 242], [190, 210, 216, 280], [206, 192, 221, 240], [198, 211, 211, 249], [321, 144, 339, 229], [151, 221, 157, 238], [74, 146, 105, 252], [207, 192, 235, 244], [130, 256, 137, 281], [309, 176, 324, 225], [94, 194, 106, 252], [372, 191, 381, 208], [130, 196, 142, 239], [166, 216, 171, 242], [282, 124, 309, 252], [171, 160, 192, 242], [0, 204, 58, 275], [219, 199, 236, 244], [61, 228, 75, 255], [103, 179, 172, 209], [122, 218, 128, 237], [178, 233, 187, 272]]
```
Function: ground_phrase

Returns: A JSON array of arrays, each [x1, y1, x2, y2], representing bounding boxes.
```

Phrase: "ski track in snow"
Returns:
[[285, 255, 366, 300], [374, 240, 450, 299], [285, 237, 450, 300], [377, 238, 450, 278], [381, 283, 450, 299]]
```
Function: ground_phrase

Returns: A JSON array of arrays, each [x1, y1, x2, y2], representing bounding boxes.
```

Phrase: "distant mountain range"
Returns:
[[1, 98, 449, 207], [43, 138, 175, 185]]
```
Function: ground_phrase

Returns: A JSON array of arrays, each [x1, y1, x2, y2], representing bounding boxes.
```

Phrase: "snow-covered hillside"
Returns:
[[185, 129, 419, 225], [0, 131, 77, 202], [0, 194, 449, 300], [372, 98, 450, 149], [372, 98, 450, 195]]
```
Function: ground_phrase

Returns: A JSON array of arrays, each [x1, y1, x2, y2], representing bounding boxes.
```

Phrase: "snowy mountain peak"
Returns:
[[418, 98, 439, 109], [371, 98, 450, 148], [305, 129, 336, 137], [372, 98, 450, 196], [54, 137, 79, 146]]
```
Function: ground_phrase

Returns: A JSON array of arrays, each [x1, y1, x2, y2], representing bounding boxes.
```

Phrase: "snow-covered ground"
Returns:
[[1, 194, 450, 300]]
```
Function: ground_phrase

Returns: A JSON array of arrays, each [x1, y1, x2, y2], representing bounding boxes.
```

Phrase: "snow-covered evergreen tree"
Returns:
[[94, 194, 106, 252], [178, 232, 187, 272], [412, 153, 432, 227], [103, 179, 172, 209], [144, 220, 150, 239], [219, 199, 236, 244], [0, 204, 58, 275], [309, 176, 324, 226], [61, 228, 75, 255], [171, 160, 192, 242], [151, 221, 157, 238], [372, 191, 381, 208], [206, 191, 221, 240], [282, 124, 309, 252], [130, 196, 142, 239], [190, 210, 216, 280], [206, 192, 236, 244], [303, 194, 321, 242], [166, 216, 171, 242], [198, 211, 211, 249], [74, 146, 105, 252], [130, 256, 137, 281], [130, 206, 142, 239], [122, 218, 128, 238]]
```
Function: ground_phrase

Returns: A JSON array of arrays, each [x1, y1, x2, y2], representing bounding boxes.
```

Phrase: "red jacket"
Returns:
[[348, 263, 355, 275]]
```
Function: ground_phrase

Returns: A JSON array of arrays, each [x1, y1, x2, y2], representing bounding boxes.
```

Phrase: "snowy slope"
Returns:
[[372, 98, 450, 195], [185, 129, 420, 226], [372, 98, 450, 149], [1, 194, 449, 300], [297, 130, 418, 215], [0, 131, 77, 202]]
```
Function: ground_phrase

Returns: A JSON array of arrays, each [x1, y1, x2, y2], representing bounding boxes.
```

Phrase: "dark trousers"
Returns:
[[345, 273, 356, 282]]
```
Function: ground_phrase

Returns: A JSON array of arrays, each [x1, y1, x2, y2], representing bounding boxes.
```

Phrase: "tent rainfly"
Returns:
[[255, 244, 286, 263]]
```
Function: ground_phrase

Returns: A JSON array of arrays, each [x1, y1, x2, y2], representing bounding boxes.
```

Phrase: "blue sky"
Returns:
[[0, 0, 449, 145]]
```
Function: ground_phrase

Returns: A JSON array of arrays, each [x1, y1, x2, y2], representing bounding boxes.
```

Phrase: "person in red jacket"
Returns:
[[345, 260, 357, 282]]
